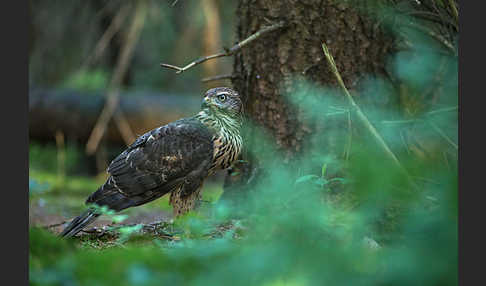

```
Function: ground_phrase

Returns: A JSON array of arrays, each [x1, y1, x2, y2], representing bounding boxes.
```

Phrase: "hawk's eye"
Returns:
[[217, 94, 227, 102]]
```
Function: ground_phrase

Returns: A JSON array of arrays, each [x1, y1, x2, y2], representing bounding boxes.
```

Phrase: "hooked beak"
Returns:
[[201, 96, 211, 108]]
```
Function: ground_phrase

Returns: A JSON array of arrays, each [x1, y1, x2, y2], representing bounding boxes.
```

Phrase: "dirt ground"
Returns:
[[29, 198, 173, 236]]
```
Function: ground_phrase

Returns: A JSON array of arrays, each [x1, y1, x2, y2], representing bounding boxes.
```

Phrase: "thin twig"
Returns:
[[381, 106, 458, 125], [403, 21, 456, 54], [428, 121, 458, 150], [43, 221, 67, 229], [402, 10, 457, 30], [55, 130, 66, 185], [443, 151, 451, 171], [344, 110, 352, 161], [83, 4, 131, 68], [426, 106, 458, 116], [86, 91, 119, 155], [380, 106, 458, 126], [114, 109, 137, 146], [400, 130, 411, 155], [201, 73, 235, 83], [381, 119, 421, 125], [86, 1, 147, 155], [321, 43, 418, 190], [160, 21, 286, 74]]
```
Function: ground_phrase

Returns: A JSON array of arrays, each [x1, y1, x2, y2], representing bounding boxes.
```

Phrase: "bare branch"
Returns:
[[83, 4, 131, 68], [160, 21, 286, 74], [159, 63, 183, 72], [114, 109, 137, 146]]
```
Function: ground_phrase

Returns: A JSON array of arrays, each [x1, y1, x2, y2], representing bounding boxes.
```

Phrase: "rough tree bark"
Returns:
[[222, 0, 395, 201]]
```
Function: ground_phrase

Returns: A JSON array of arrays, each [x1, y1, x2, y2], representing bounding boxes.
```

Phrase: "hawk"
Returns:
[[60, 87, 243, 237]]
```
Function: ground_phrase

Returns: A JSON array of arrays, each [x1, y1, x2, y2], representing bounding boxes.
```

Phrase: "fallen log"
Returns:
[[29, 87, 201, 146]]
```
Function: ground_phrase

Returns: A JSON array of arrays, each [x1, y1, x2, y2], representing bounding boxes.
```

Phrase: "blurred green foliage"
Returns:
[[29, 142, 83, 174], [61, 69, 110, 92], [29, 178, 50, 196]]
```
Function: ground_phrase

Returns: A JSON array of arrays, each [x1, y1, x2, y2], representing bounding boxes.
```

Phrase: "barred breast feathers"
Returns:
[[195, 110, 242, 173]]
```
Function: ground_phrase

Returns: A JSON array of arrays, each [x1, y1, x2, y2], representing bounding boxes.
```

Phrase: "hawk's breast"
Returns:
[[209, 133, 242, 174]]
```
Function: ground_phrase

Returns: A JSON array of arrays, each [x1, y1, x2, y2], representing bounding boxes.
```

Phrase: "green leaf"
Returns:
[[295, 174, 319, 184], [29, 178, 50, 195], [321, 163, 328, 178], [315, 177, 328, 187], [119, 224, 143, 235], [117, 224, 143, 244]]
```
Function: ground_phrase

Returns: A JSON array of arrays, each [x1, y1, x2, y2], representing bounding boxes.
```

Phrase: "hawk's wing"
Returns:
[[86, 118, 214, 211]]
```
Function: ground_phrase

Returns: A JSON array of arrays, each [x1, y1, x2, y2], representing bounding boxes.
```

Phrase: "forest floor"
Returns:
[[29, 169, 226, 246]]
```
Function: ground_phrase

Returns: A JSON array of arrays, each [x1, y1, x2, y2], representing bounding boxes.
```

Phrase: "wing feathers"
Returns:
[[86, 118, 214, 211]]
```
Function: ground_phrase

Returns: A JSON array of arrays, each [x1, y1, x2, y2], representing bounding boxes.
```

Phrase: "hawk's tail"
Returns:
[[60, 209, 100, 238]]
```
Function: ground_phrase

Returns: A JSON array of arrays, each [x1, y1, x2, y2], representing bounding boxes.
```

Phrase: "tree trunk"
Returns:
[[222, 0, 394, 200]]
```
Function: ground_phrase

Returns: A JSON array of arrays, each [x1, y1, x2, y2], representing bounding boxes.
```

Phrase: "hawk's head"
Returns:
[[201, 87, 243, 118]]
